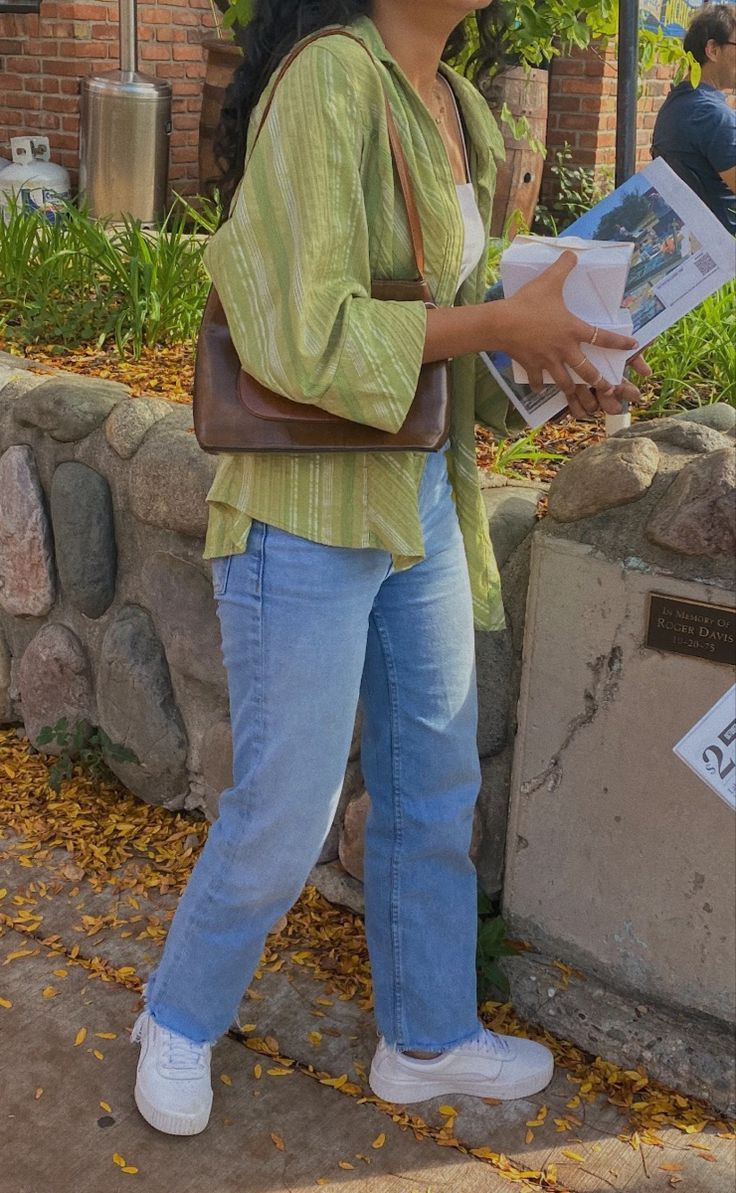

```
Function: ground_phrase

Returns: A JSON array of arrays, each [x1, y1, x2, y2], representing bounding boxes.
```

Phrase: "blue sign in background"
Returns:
[[641, 0, 736, 38]]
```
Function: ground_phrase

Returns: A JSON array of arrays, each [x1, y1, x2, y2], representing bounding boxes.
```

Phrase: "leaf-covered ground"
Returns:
[[1, 727, 733, 1192]]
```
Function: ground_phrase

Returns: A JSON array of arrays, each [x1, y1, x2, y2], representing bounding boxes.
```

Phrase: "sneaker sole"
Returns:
[[134, 1081, 213, 1136], [368, 1055, 554, 1105]]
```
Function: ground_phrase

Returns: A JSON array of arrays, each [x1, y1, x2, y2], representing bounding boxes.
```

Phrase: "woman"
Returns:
[[131, 0, 648, 1136]]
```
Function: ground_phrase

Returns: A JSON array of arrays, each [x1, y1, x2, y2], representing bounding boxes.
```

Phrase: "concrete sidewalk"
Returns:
[[0, 823, 733, 1193]]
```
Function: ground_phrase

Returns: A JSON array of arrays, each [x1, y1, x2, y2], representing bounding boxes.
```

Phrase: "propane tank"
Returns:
[[0, 137, 71, 223]]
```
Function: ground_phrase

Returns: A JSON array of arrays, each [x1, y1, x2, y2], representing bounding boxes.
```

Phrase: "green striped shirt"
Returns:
[[202, 14, 521, 631]]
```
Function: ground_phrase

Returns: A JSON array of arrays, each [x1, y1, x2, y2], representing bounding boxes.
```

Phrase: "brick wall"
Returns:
[[0, 0, 218, 193], [544, 39, 676, 200], [1, 7, 680, 205]]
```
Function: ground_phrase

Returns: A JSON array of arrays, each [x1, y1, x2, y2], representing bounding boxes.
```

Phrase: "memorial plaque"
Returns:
[[646, 593, 736, 667]]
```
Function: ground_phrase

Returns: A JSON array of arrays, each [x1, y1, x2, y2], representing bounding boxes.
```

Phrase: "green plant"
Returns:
[[638, 281, 736, 414], [455, 2, 697, 85], [491, 429, 565, 478], [476, 888, 518, 1001], [0, 194, 220, 359], [533, 145, 614, 235], [210, 0, 253, 34], [35, 718, 139, 794]]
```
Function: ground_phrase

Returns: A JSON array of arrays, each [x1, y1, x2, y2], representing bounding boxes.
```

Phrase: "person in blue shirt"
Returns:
[[652, 3, 736, 233]]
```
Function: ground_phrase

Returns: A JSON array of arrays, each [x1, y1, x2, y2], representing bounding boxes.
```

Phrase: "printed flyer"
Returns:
[[481, 157, 736, 427]]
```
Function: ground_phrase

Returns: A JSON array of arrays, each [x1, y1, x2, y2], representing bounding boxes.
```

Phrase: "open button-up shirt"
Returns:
[[202, 14, 520, 630]]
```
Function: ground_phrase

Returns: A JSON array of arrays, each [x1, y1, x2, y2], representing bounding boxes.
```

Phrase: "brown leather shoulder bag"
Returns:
[[193, 29, 451, 454]]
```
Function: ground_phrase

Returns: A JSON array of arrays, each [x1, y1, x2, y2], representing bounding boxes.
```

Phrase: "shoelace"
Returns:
[[131, 1011, 210, 1072], [162, 1027, 210, 1072], [464, 1028, 512, 1058]]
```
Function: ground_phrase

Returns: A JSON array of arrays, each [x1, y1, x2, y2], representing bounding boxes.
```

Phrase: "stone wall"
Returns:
[[0, 355, 543, 888]]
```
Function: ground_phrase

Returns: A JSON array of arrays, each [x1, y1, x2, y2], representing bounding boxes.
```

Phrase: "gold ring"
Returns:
[[589, 326, 600, 346], [590, 371, 605, 389], [570, 355, 588, 371]]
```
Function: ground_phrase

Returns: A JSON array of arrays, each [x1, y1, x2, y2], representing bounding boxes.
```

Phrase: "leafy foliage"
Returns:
[[35, 718, 139, 794], [452, 0, 695, 82], [0, 195, 220, 360], [476, 887, 518, 1001], [639, 281, 736, 413], [533, 146, 614, 236], [211, 0, 252, 30], [492, 430, 566, 479]]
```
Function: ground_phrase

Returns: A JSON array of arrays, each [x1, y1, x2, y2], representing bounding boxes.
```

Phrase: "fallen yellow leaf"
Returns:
[[471, 1148, 500, 1160], [271, 1133, 285, 1151], [371, 1134, 385, 1149], [561, 1149, 585, 1162], [74, 1027, 87, 1046], [93, 1050, 104, 1060], [337, 1161, 354, 1170], [34, 1088, 43, 1100], [121, 1166, 138, 1174], [112, 1153, 126, 1167], [220, 1074, 232, 1086], [100, 1102, 112, 1113], [4, 948, 36, 963], [0, 997, 12, 1010]]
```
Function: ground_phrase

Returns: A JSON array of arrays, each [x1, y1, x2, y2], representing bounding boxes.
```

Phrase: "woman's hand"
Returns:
[[495, 250, 646, 415], [567, 351, 652, 419]]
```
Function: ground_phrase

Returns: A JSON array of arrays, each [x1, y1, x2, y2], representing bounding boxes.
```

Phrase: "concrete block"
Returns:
[[504, 534, 735, 1024]]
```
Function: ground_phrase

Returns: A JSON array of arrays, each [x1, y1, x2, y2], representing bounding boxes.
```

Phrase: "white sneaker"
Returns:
[[130, 1009, 214, 1135], [368, 1026, 554, 1104]]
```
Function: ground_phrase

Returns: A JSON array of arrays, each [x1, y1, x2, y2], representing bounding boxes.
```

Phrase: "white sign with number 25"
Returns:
[[673, 685, 736, 812]]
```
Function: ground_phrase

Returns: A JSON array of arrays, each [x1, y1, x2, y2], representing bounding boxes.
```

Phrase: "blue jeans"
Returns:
[[145, 447, 483, 1050]]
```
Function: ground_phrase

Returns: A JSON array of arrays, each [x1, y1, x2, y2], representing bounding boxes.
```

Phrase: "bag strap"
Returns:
[[245, 28, 427, 278]]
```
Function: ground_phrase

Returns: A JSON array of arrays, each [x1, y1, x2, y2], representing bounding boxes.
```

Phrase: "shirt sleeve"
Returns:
[[203, 42, 428, 434], [696, 97, 736, 173]]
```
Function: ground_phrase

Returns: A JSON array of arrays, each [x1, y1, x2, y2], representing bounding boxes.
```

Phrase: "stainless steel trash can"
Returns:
[[79, 1, 172, 223]]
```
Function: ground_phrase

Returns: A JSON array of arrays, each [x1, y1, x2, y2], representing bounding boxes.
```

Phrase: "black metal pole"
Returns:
[[616, 0, 640, 186]]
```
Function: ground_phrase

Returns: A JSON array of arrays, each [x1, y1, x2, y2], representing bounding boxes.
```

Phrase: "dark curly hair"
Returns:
[[214, 2, 510, 214]]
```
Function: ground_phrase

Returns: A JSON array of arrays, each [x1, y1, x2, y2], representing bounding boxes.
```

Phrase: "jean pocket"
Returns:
[[210, 554, 233, 598]]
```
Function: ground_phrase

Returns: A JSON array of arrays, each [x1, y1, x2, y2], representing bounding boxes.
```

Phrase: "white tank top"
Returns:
[[439, 76, 486, 296], [455, 181, 486, 294]]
